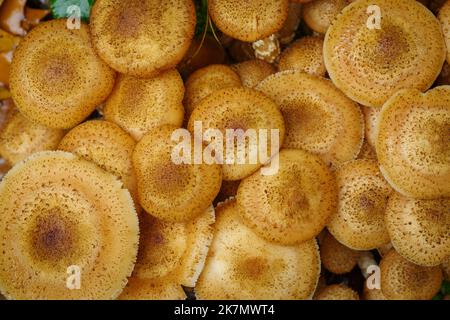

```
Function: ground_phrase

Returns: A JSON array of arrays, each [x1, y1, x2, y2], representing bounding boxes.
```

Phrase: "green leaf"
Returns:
[[441, 280, 450, 295], [194, 0, 209, 37], [50, 0, 95, 22]]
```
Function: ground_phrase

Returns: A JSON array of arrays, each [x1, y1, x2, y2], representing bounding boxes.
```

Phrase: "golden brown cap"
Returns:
[[315, 284, 359, 300], [303, 0, 351, 34], [232, 60, 275, 88], [363, 279, 387, 300], [361, 105, 380, 150], [320, 231, 360, 274]]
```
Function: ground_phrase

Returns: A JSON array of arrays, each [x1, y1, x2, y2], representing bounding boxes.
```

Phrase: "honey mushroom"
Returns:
[[132, 125, 222, 222], [277, 2, 302, 45], [119, 206, 214, 300], [376, 86, 450, 199], [385, 193, 450, 267], [303, 0, 351, 34], [320, 231, 360, 275], [9, 20, 116, 129], [195, 199, 321, 300], [324, 0, 446, 107], [315, 284, 359, 300], [256, 70, 363, 169], [237, 149, 337, 245], [90, 0, 196, 77], [0, 151, 139, 299], [232, 60, 276, 88], [104, 69, 185, 141]]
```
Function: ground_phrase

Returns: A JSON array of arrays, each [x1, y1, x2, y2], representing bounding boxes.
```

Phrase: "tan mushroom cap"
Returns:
[[0, 110, 64, 165], [90, 0, 196, 77], [208, 0, 289, 42], [188, 87, 285, 181], [196, 199, 321, 300], [303, 0, 351, 34], [320, 231, 360, 274], [120, 206, 214, 299], [232, 60, 275, 88], [376, 86, 450, 199], [380, 250, 443, 300], [361, 106, 380, 150], [9, 20, 115, 129], [237, 149, 337, 245], [439, 1, 450, 63], [132, 125, 222, 222], [256, 71, 363, 168], [327, 159, 392, 250], [278, 36, 326, 77], [315, 284, 359, 300], [324, 0, 446, 107], [104, 69, 184, 141], [385, 193, 450, 267], [278, 2, 302, 45], [363, 279, 387, 300], [0, 151, 139, 299], [184, 64, 242, 117]]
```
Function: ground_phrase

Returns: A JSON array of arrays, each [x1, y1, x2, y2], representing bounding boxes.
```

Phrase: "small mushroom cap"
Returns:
[[278, 36, 326, 77], [320, 231, 360, 274], [9, 20, 116, 129], [315, 284, 359, 300], [0, 110, 64, 165], [237, 149, 337, 245], [90, 0, 196, 77], [195, 199, 321, 300], [187, 87, 285, 181], [380, 250, 443, 300], [208, 0, 289, 42], [324, 0, 446, 107], [0, 151, 139, 299], [327, 159, 392, 250], [256, 71, 363, 168], [376, 86, 450, 199], [104, 69, 185, 141], [385, 193, 450, 267], [363, 279, 387, 300], [132, 125, 222, 222], [361, 106, 380, 150], [438, 0, 450, 63], [303, 0, 351, 34], [232, 59, 276, 88]]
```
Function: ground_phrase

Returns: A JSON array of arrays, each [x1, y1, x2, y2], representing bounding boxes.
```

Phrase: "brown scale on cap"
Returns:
[[195, 199, 321, 300], [303, 0, 351, 34], [90, 0, 196, 77], [237, 149, 337, 245], [232, 60, 276, 88], [0, 151, 139, 299], [320, 231, 360, 274], [376, 86, 450, 199], [380, 250, 442, 300], [9, 20, 116, 129], [385, 193, 450, 267], [324, 0, 446, 107], [315, 284, 359, 300]]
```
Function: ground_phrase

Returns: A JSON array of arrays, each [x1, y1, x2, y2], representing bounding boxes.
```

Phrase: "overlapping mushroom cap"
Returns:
[[0, 151, 139, 299], [439, 0, 450, 63], [320, 231, 360, 274], [315, 284, 359, 300], [376, 86, 450, 199], [324, 0, 446, 107], [232, 59, 275, 88], [303, 0, 351, 34], [9, 20, 116, 129], [361, 106, 380, 150]]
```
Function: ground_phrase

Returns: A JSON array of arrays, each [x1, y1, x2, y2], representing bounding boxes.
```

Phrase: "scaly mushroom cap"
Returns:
[[361, 105, 380, 150], [0, 110, 64, 165], [9, 20, 116, 129], [380, 250, 442, 300], [104, 69, 185, 141], [132, 125, 222, 222], [195, 199, 321, 300], [120, 206, 214, 299], [303, 0, 351, 34], [376, 86, 450, 199], [363, 279, 387, 300], [328, 159, 392, 250], [385, 193, 450, 267], [90, 0, 196, 77], [256, 71, 363, 168], [187, 87, 285, 181], [315, 284, 359, 300], [208, 0, 289, 42], [0, 151, 139, 299], [439, 0, 450, 63], [320, 231, 360, 274], [324, 0, 446, 107], [232, 60, 275, 88], [237, 149, 337, 245]]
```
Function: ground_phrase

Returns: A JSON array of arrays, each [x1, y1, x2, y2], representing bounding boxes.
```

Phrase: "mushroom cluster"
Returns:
[[0, 0, 449, 300]]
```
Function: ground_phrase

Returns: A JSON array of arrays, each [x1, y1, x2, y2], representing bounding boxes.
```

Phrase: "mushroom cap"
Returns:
[[303, 0, 351, 34], [104, 69, 185, 141], [0, 151, 139, 299], [376, 86, 450, 199], [327, 159, 392, 250], [380, 250, 443, 300], [9, 20, 116, 129], [208, 0, 289, 42], [363, 279, 387, 300], [184, 64, 242, 117], [187, 87, 285, 181], [232, 59, 276, 88], [385, 193, 450, 267], [324, 0, 446, 107], [90, 0, 196, 77], [0, 110, 64, 165], [119, 206, 214, 299], [438, 0, 450, 63], [195, 199, 321, 300], [278, 36, 326, 77], [256, 71, 363, 168], [361, 106, 380, 150], [320, 231, 360, 274], [315, 284, 359, 300], [132, 125, 222, 222], [237, 149, 337, 245]]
